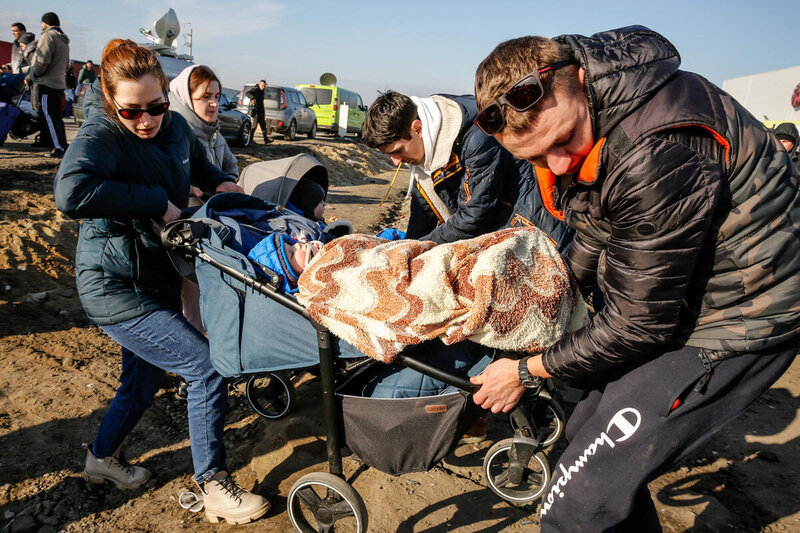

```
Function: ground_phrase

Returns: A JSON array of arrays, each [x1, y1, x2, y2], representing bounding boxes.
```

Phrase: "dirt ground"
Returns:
[[1, 124, 799, 533]]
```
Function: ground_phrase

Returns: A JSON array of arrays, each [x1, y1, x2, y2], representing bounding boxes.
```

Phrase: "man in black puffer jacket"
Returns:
[[362, 90, 572, 249], [471, 27, 800, 531]]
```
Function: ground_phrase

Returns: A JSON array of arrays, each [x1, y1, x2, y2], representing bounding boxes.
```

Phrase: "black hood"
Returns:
[[556, 26, 681, 139]]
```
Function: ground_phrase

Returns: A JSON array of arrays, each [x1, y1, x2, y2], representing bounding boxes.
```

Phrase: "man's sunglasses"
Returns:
[[113, 99, 170, 120], [474, 61, 572, 136]]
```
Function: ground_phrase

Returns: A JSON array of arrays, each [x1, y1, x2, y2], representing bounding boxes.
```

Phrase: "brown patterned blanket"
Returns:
[[297, 227, 588, 363]]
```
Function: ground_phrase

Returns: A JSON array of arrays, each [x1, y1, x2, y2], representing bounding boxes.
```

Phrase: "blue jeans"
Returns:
[[94, 309, 227, 483]]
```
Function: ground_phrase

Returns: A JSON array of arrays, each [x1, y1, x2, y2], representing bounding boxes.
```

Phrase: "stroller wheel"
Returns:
[[483, 438, 550, 504], [245, 372, 294, 419], [508, 392, 566, 447], [288, 472, 368, 533]]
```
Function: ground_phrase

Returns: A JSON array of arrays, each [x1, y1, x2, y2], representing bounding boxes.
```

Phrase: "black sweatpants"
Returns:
[[37, 84, 66, 151], [539, 341, 797, 532], [253, 110, 268, 141]]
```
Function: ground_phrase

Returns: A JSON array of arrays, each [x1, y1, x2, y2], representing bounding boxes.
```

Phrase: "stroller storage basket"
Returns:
[[338, 387, 477, 476]]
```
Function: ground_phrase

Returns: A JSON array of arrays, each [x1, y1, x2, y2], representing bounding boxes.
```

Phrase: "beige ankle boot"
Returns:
[[199, 471, 270, 524], [83, 443, 151, 489]]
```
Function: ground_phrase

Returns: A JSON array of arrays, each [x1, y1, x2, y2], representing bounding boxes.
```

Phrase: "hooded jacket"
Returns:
[[536, 26, 800, 382], [406, 94, 571, 249], [29, 26, 69, 90], [14, 33, 37, 74], [169, 65, 239, 181], [54, 111, 235, 325]]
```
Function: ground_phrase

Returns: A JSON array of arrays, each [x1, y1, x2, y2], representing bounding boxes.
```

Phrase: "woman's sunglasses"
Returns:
[[113, 99, 170, 120], [474, 61, 572, 136]]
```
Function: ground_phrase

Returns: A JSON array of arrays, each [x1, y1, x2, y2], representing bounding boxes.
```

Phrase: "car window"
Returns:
[[219, 93, 230, 107], [297, 92, 308, 106], [300, 87, 332, 106], [289, 91, 300, 105], [356, 94, 363, 108]]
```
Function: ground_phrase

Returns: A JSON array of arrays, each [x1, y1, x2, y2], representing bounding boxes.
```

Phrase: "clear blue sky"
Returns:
[[4, 0, 797, 104]]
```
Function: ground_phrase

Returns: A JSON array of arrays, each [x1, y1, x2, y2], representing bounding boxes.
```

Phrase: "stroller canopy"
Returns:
[[239, 154, 329, 208]]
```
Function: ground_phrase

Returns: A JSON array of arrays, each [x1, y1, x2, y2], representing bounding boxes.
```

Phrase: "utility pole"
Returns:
[[183, 23, 193, 58]]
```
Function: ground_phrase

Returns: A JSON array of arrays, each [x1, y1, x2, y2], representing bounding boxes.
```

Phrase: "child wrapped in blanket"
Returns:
[[249, 226, 587, 362]]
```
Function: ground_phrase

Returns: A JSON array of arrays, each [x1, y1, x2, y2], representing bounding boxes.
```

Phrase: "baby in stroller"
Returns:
[[233, 154, 485, 399]]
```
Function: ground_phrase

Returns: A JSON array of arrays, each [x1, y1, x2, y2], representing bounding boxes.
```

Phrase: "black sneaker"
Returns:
[[46, 148, 65, 158], [263, 137, 273, 144]]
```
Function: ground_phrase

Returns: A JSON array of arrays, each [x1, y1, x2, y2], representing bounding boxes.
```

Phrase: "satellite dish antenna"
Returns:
[[153, 9, 181, 47], [320, 72, 337, 86]]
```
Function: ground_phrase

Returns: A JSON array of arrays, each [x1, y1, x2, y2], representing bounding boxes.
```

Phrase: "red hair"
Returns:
[[188, 65, 221, 97], [100, 39, 168, 120]]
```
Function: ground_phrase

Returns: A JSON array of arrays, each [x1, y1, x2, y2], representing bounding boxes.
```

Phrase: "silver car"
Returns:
[[238, 84, 317, 141]]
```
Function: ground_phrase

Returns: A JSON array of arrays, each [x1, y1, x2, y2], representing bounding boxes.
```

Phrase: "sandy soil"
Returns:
[[1, 125, 799, 533]]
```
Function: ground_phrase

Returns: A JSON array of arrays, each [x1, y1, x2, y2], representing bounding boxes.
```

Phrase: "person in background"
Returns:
[[54, 39, 269, 525], [26, 12, 69, 158], [169, 64, 239, 351], [362, 90, 571, 249], [16, 32, 37, 73], [8, 22, 26, 73], [77, 59, 97, 86], [773, 122, 799, 172], [471, 27, 800, 531], [245, 79, 272, 144], [64, 60, 77, 117]]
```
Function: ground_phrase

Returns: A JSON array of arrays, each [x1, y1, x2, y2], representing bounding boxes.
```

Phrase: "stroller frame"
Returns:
[[164, 218, 563, 532]]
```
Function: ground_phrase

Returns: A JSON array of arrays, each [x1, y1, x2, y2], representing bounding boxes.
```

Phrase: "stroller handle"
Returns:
[[397, 353, 480, 394]]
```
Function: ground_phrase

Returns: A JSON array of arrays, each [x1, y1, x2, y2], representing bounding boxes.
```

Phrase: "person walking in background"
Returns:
[[245, 79, 272, 144], [54, 39, 269, 525], [64, 60, 77, 117], [26, 11, 69, 158], [77, 59, 97, 86], [8, 22, 26, 73]]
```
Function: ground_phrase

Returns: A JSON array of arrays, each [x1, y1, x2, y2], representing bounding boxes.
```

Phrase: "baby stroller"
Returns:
[[163, 189, 566, 532], [0, 73, 40, 147]]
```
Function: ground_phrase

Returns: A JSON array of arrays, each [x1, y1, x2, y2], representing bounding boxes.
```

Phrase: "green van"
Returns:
[[296, 85, 367, 136]]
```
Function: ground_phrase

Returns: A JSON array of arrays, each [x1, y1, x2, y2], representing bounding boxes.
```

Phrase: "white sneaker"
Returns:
[[199, 471, 270, 524], [83, 443, 151, 489]]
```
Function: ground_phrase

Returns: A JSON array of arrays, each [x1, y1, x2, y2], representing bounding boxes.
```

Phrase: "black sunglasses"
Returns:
[[474, 61, 572, 136], [113, 99, 170, 120]]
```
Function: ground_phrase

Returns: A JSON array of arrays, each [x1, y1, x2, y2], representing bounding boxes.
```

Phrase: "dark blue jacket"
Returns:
[[54, 111, 234, 325], [407, 94, 572, 250]]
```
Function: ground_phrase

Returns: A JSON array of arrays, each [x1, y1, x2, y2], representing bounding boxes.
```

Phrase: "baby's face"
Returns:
[[286, 240, 323, 274], [313, 200, 326, 220]]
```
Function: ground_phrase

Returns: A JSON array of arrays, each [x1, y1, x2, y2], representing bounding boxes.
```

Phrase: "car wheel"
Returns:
[[284, 120, 297, 141], [236, 120, 252, 147], [307, 121, 317, 139]]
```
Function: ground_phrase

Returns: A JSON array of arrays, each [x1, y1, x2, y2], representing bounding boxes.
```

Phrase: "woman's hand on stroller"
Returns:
[[215, 181, 244, 194]]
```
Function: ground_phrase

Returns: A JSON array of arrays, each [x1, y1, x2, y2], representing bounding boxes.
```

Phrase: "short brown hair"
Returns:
[[100, 39, 168, 121], [362, 90, 418, 149], [189, 65, 221, 97], [475, 36, 578, 133]]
